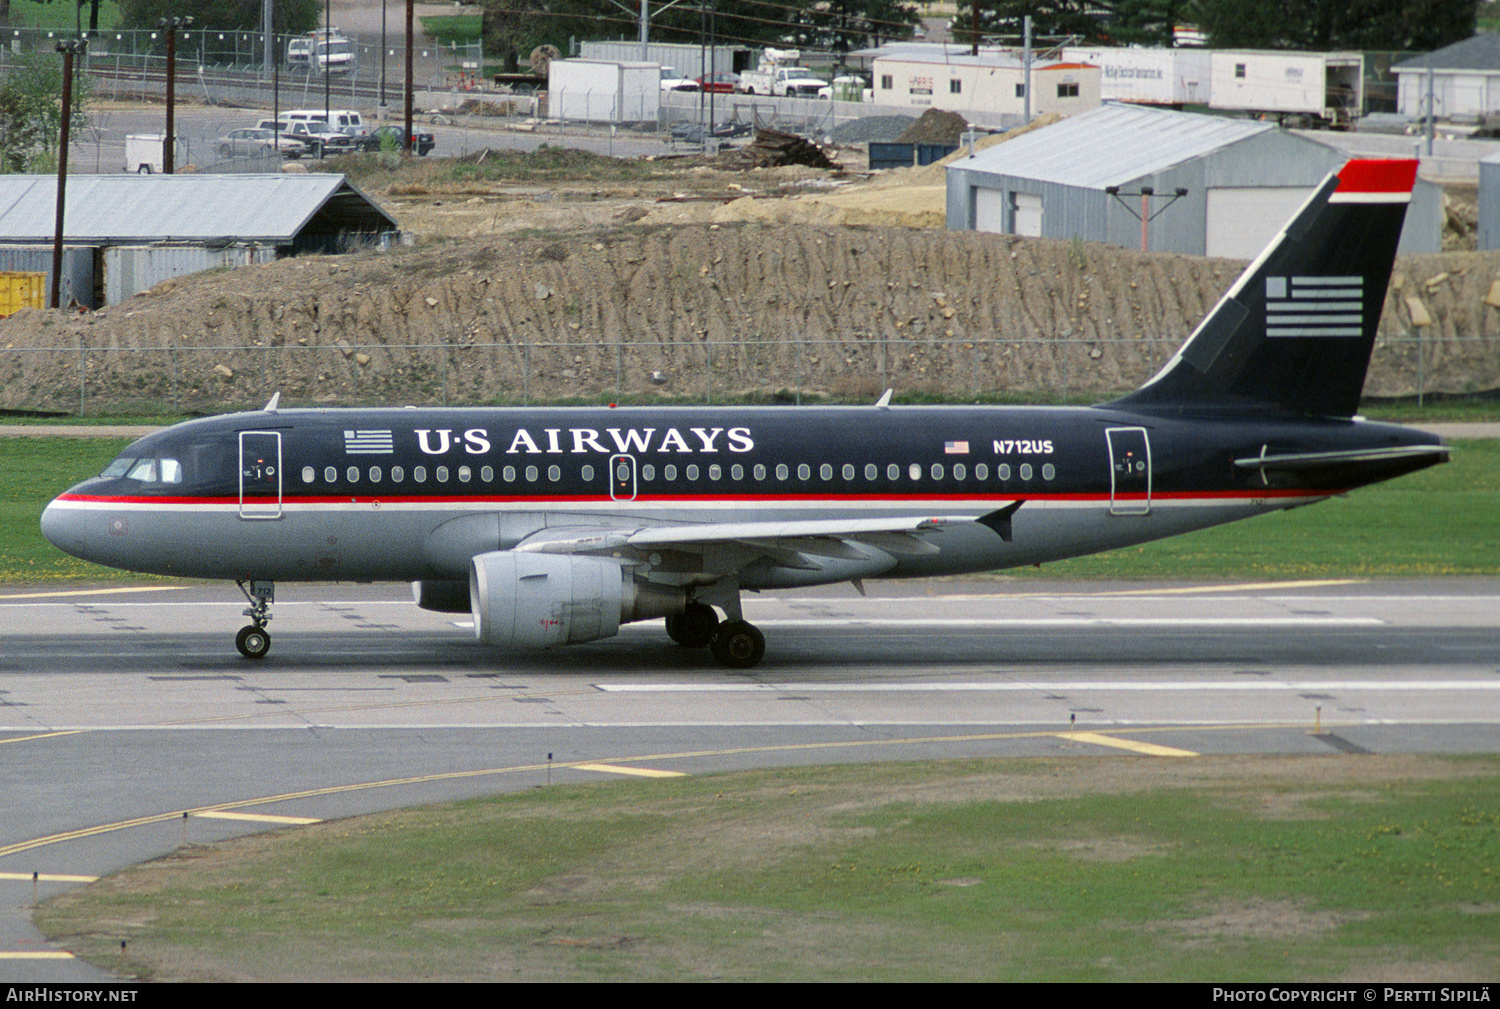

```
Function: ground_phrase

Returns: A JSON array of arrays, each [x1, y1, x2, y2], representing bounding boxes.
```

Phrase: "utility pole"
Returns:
[[159, 16, 192, 174], [52, 39, 86, 310], [404, 0, 414, 153]]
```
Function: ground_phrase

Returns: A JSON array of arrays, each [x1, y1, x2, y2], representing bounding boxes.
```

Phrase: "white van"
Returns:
[[283, 108, 367, 136]]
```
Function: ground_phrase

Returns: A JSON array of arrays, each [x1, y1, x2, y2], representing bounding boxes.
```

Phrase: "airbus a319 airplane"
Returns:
[[42, 159, 1447, 669]]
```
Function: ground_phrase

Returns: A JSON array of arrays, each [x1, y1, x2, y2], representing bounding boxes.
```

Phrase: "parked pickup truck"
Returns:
[[737, 50, 828, 98], [258, 119, 358, 158]]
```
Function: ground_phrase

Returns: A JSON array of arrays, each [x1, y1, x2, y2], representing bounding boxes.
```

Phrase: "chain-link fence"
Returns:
[[0, 331, 1482, 417]]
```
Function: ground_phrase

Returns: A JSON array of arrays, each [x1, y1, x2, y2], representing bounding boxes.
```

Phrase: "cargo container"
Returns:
[[102, 244, 277, 305], [1209, 50, 1364, 126], [548, 59, 660, 123], [0, 246, 96, 308], [0, 271, 43, 316], [1062, 47, 1211, 106]]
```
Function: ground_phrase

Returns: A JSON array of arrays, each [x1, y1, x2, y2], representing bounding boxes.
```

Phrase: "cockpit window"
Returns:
[[107, 456, 184, 484]]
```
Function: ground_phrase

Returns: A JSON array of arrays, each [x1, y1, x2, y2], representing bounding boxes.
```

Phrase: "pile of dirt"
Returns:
[[896, 109, 970, 145], [2, 221, 1496, 416]]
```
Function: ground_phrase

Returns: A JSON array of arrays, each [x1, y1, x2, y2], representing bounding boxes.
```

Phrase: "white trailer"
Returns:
[[1209, 50, 1364, 125], [123, 134, 187, 174], [548, 59, 661, 123], [871, 55, 1099, 117], [1062, 47, 1210, 106]]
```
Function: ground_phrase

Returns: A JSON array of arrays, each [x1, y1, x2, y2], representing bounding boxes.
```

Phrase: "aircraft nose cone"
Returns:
[[40, 494, 89, 559]]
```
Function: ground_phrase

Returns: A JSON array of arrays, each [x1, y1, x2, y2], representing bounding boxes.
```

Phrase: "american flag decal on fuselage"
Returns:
[[343, 429, 394, 454], [1264, 275, 1364, 338]]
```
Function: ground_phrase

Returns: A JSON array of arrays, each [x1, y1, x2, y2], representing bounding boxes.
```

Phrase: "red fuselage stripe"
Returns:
[[55, 489, 1339, 506]]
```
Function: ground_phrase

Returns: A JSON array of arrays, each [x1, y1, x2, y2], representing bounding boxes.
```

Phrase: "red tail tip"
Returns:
[[1335, 158, 1419, 195]]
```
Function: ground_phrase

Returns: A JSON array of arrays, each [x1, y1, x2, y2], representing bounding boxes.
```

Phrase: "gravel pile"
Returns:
[[830, 115, 918, 144]]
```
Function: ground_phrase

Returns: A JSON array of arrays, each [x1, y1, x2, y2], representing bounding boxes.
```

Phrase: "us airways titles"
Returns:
[[405, 426, 756, 457]]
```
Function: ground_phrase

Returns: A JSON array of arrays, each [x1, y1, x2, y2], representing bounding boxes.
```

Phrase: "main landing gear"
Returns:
[[235, 580, 274, 659], [665, 598, 766, 669]]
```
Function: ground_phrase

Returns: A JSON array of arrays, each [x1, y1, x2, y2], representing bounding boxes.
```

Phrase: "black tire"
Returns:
[[710, 620, 765, 669], [217, 144, 233, 158], [666, 602, 719, 648], [235, 624, 271, 660]]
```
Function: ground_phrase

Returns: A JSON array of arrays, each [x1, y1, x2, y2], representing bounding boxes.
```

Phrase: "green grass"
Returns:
[[419, 13, 481, 44], [2, 434, 1497, 582], [0, 435, 131, 581], [8, 0, 122, 31], [1022, 439, 1500, 579], [35, 756, 1500, 981]]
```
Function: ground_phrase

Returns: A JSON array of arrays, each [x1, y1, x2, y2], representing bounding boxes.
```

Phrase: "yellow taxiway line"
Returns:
[[573, 762, 687, 778], [1063, 731, 1198, 757]]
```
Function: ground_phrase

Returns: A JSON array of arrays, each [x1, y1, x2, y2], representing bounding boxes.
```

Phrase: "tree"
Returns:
[[948, 0, 1107, 49], [0, 49, 89, 172], [785, 0, 922, 62], [117, 0, 321, 35], [1192, 0, 1480, 51]]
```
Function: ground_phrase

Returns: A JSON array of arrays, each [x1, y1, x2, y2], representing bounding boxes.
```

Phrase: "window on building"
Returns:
[[949, 79, 962, 94], [1235, 63, 1246, 79], [880, 74, 892, 90], [1015, 83, 1025, 98], [1057, 82, 1079, 98]]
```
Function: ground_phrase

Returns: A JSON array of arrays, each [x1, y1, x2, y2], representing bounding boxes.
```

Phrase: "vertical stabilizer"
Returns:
[[1115, 159, 1418, 417]]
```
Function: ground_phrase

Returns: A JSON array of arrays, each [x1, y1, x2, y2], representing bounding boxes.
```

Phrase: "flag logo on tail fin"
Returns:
[[1265, 276, 1364, 338]]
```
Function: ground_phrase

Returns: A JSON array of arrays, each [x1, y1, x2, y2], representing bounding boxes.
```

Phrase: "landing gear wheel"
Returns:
[[666, 602, 719, 648], [710, 620, 765, 669], [236, 624, 271, 659]]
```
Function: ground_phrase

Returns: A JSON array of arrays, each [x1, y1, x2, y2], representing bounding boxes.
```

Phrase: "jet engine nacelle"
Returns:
[[469, 551, 685, 648]]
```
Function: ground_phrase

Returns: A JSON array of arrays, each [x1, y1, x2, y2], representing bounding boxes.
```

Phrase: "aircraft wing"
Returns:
[[512, 509, 1018, 578]]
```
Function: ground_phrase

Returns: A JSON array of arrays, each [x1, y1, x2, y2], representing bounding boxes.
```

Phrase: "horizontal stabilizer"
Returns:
[[1234, 444, 1450, 471]]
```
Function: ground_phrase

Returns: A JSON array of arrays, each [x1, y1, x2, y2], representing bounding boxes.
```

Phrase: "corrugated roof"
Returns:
[[1393, 33, 1500, 72], [954, 104, 1275, 188], [0, 173, 396, 244]]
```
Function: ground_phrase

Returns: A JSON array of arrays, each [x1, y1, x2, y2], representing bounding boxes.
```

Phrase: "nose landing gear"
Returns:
[[235, 580, 274, 659]]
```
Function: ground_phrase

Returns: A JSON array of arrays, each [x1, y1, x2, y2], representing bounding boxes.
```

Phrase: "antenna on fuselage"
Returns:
[[262, 392, 281, 413], [874, 389, 893, 409]]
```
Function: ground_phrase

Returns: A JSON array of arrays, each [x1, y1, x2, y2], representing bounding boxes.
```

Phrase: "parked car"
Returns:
[[696, 72, 739, 94], [354, 124, 437, 156], [660, 66, 699, 92], [216, 128, 307, 159]]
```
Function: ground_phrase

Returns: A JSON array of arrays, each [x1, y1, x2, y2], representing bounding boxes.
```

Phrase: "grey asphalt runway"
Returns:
[[2, 576, 1497, 981]]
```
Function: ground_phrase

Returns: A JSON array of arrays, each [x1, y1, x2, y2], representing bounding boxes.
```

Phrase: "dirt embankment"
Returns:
[[2, 211, 1498, 414]]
